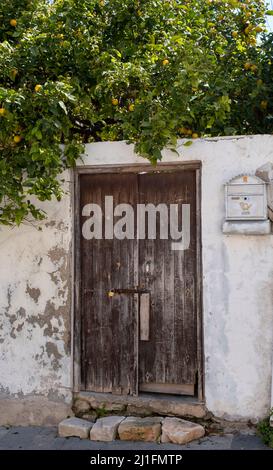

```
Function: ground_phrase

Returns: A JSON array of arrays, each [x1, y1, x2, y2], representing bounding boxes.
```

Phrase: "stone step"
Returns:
[[90, 416, 125, 442], [58, 417, 93, 439], [58, 415, 206, 445], [161, 417, 205, 444], [118, 417, 162, 442], [74, 391, 206, 419]]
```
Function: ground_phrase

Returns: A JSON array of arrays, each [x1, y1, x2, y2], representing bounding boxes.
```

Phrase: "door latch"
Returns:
[[109, 288, 149, 295]]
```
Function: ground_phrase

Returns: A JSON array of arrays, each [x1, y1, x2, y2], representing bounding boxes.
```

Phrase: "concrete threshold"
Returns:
[[74, 391, 207, 419]]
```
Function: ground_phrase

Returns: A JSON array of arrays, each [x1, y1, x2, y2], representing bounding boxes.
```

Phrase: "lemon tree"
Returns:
[[0, 0, 271, 225]]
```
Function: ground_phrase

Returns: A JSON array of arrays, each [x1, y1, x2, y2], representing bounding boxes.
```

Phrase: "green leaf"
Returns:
[[58, 101, 68, 115], [183, 140, 193, 147]]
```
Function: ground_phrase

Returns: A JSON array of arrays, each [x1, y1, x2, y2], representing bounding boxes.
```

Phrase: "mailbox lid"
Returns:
[[227, 184, 264, 196]]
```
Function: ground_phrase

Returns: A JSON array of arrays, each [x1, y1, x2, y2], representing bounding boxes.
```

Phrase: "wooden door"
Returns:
[[79, 169, 199, 396]]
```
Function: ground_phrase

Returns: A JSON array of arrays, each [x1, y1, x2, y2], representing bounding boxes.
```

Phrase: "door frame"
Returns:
[[73, 161, 204, 401]]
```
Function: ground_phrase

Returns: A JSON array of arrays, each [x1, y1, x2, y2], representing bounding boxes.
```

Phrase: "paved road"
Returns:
[[0, 426, 270, 450]]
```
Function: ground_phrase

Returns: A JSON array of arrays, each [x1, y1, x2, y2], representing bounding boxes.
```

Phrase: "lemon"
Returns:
[[260, 100, 268, 110], [192, 133, 199, 139], [14, 135, 22, 144], [162, 59, 169, 66], [128, 104, 135, 112], [0, 108, 5, 116], [10, 19, 17, 27], [232, 31, 238, 38], [179, 127, 188, 134], [35, 84, 42, 92], [244, 25, 252, 35], [112, 98, 118, 106], [244, 62, 251, 70]]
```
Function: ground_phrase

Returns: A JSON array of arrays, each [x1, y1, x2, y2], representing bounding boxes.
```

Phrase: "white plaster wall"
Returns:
[[0, 135, 273, 423], [0, 175, 73, 411], [80, 136, 273, 421]]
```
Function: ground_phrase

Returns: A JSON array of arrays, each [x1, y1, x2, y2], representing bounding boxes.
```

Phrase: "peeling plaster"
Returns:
[[26, 284, 41, 304], [45, 342, 63, 371]]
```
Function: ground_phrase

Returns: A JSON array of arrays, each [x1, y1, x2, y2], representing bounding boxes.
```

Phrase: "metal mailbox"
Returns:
[[225, 174, 267, 221]]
